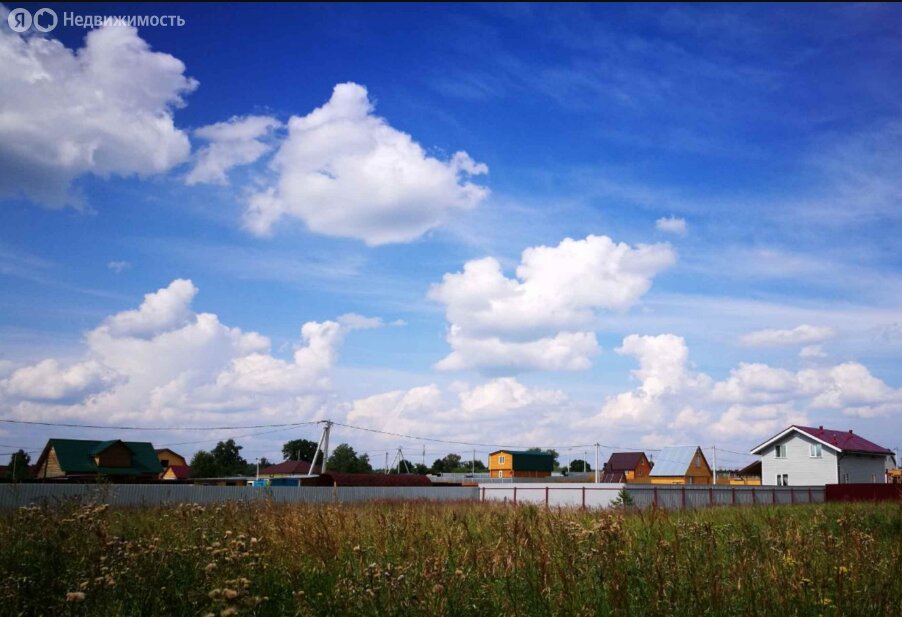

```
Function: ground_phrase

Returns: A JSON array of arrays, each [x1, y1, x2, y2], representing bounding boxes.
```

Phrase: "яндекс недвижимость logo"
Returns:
[[7, 7, 57, 33]]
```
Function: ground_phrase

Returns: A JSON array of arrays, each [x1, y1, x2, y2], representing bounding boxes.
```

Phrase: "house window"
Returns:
[[777, 474, 789, 486], [808, 444, 822, 458], [695, 455, 700, 468], [775, 445, 787, 458], [498, 455, 505, 464]]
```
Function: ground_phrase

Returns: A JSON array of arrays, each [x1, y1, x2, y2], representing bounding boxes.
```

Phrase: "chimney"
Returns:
[[819, 425, 823, 430], [848, 429, 853, 434]]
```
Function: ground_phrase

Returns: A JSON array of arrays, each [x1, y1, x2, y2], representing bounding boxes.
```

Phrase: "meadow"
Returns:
[[0, 500, 900, 616]]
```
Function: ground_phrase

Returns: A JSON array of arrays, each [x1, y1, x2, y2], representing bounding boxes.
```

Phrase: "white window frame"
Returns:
[[776, 473, 789, 486], [498, 455, 505, 464], [775, 445, 787, 459], [809, 443, 822, 458]]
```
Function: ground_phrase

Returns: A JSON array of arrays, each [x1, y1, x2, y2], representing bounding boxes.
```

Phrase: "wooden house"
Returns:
[[33, 438, 163, 482], [488, 450, 553, 479], [647, 446, 712, 485], [155, 448, 189, 481], [601, 452, 652, 483]]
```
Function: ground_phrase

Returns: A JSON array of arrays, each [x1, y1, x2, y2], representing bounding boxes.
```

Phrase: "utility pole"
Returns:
[[255, 458, 260, 480], [712, 445, 717, 486], [594, 443, 600, 484], [385, 451, 389, 475], [422, 445, 426, 470], [584, 451, 588, 474], [472, 449, 475, 474], [306, 420, 333, 476]]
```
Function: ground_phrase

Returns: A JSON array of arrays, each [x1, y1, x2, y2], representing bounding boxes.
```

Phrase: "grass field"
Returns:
[[0, 500, 900, 616]]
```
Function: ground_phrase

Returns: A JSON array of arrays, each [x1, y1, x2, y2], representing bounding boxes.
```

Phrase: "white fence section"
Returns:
[[0, 484, 479, 509], [479, 483, 624, 508]]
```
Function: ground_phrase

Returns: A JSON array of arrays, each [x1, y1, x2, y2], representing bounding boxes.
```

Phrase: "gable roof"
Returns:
[[605, 452, 647, 472], [750, 425, 893, 456], [649, 446, 706, 477], [163, 464, 191, 480], [490, 450, 554, 472], [260, 459, 320, 475], [40, 438, 163, 476]]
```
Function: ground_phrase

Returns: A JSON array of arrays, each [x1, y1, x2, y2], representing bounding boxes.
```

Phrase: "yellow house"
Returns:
[[155, 448, 187, 468], [488, 450, 554, 479], [648, 446, 712, 485]]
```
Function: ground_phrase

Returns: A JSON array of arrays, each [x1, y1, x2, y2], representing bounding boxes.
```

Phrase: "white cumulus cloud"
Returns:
[[186, 115, 281, 185], [244, 82, 489, 244], [0, 21, 197, 207], [429, 235, 675, 372]]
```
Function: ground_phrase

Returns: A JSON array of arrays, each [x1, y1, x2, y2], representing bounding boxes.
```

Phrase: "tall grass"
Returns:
[[0, 500, 900, 616]]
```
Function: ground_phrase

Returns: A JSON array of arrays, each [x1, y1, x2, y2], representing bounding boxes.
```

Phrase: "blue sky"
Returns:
[[1, 3, 901, 469]]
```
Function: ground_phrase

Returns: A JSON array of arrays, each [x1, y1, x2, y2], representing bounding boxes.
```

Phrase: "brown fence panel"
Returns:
[[825, 484, 902, 503]]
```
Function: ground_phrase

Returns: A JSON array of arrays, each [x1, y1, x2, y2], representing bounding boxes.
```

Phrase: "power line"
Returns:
[[0, 418, 321, 431]]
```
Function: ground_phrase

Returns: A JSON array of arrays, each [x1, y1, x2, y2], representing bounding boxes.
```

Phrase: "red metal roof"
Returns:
[[260, 460, 320, 475], [794, 425, 893, 455], [604, 452, 647, 472], [165, 465, 190, 480]]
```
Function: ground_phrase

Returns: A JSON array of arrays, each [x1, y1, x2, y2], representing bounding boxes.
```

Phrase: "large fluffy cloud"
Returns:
[[583, 333, 902, 443], [244, 82, 489, 244], [345, 378, 574, 447], [0, 20, 197, 206], [0, 280, 374, 425], [429, 235, 675, 372]]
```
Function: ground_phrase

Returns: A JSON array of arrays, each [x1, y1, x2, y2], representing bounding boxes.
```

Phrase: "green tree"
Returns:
[[611, 487, 635, 508], [327, 443, 372, 473], [211, 439, 248, 476], [189, 450, 220, 478], [569, 459, 592, 473], [430, 458, 446, 473], [6, 449, 30, 482], [282, 439, 318, 462], [413, 463, 429, 475], [442, 453, 462, 470]]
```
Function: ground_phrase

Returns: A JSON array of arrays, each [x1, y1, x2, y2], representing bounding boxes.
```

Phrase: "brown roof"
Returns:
[[604, 452, 647, 472], [164, 465, 191, 480], [260, 460, 320, 475]]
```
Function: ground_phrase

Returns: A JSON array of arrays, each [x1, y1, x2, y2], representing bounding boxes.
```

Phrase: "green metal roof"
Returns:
[[491, 450, 555, 472], [46, 438, 163, 476]]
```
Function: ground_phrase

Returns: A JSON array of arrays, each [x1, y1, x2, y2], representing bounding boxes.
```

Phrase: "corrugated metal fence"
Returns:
[[0, 484, 479, 509], [479, 483, 825, 510], [626, 484, 825, 509]]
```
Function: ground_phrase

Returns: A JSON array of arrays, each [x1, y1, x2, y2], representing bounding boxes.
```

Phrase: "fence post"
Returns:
[[653, 486, 658, 508], [681, 485, 686, 510], [545, 486, 549, 509], [709, 486, 714, 508], [581, 486, 586, 509], [790, 488, 795, 505], [772, 488, 776, 505], [513, 486, 517, 506], [481, 486, 485, 502], [752, 489, 756, 505], [731, 486, 736, 506], [808, 487, 812, 504]]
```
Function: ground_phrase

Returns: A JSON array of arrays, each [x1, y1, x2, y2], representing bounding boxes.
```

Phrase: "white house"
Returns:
[[750, 425, 895, 486]]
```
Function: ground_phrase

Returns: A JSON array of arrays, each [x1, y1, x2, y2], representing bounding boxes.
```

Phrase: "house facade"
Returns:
[[601, 452, 652, 483], [488, 450, 553, 479], [34, 438, 163, 482], [751, 425, 895, 486], [647, 446, 712, 485]]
